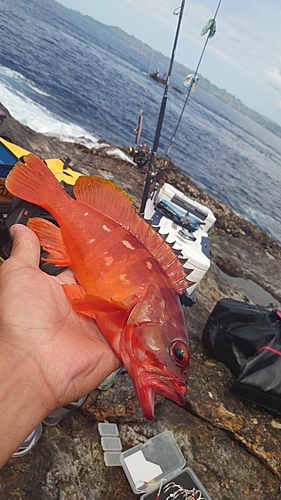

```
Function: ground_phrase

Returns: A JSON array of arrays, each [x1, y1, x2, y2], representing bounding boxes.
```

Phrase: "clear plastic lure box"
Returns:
[[140, 467, 212, 500], [119, 430, 211, 499], [98, 422, 122, 467], [120, 431, 184, 495], [101, 436, 122, 451], [98, 422, 119, 437]]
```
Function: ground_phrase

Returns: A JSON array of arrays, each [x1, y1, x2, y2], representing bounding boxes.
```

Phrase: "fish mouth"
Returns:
[[136, 371, 187, 420]]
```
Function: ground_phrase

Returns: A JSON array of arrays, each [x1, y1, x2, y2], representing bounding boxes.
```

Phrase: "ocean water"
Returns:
[[1, 0, 281, 244]]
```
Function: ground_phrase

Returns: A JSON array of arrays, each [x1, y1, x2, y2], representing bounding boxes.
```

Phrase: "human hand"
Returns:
[[0, 224, 121, 465]]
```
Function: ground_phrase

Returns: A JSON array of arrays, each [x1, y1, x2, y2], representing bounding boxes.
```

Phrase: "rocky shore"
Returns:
[[1, 104, 281, 500]]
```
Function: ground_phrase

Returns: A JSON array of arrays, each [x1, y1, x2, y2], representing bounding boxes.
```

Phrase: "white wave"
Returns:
[[0, 82, 88, 135], [107, 147, 135, 163], [236, 204, 280, 244], [0, 78, 133, 164], [25, 82, 54, 99], [0, 65, 53, 99], [60, 138, 134, 163], [0, 65, 25, 82]]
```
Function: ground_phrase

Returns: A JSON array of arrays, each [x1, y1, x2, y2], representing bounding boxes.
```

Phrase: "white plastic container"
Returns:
[[154, 212, 211, 294], [101, 436, 122, 451], [104, 451, 122, 467], [98, 421, 122, 467], [98, 422, 119, 437], [144, 183, 216, 295]]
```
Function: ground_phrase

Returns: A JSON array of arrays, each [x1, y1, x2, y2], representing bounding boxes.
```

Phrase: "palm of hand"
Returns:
[[0, 225, 121, 411]]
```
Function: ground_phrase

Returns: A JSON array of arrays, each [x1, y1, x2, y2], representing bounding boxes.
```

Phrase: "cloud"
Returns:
[[266, 62, 281, 93], [124, 0, 178, 27]]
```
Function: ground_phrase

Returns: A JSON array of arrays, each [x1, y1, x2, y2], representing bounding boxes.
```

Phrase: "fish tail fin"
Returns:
[[5, 153, 64, 209]]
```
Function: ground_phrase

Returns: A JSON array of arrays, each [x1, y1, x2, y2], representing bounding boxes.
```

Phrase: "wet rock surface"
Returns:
[[1, 105, 281, 499]]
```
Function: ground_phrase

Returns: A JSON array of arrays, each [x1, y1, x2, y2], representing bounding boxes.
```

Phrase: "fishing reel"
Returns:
[[133, 142, 150, 169]]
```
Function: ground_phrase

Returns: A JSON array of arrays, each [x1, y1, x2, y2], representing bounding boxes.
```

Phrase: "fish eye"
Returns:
[[168, 340, 190, 368]]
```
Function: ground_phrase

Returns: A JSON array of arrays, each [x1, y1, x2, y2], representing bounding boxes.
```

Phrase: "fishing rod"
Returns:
[[134, 48, 155, 147], [139, 0, 186, 215], [164, 0, 223, 162]]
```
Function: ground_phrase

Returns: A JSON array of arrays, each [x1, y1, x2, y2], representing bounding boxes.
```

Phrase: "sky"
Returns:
[[56, 0, 281, 127]]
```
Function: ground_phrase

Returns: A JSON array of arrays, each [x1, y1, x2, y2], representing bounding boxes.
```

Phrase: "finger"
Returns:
[[9, 224, 41, 267]]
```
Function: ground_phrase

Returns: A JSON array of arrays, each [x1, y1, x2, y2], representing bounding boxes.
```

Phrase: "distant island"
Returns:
[[87, 18, 281, 140]]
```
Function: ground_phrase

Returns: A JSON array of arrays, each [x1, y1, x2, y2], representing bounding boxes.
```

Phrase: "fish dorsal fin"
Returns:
[[74, 176, 190, 294], [74, 175, 133, 215]]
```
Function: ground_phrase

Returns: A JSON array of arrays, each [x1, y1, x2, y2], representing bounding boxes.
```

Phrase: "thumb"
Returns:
[[9, 224, 41, 267]]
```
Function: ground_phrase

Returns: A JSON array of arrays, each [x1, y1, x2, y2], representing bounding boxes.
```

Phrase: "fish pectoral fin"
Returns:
[[83, 294, 128, 313], [63, 283, 86, 300], [27, 217, 70, 266], [63, 283, 96, 319], [63, 283, 126, 318]]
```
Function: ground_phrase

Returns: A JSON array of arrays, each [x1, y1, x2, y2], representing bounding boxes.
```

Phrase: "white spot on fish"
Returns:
[[104, 256, 114, 266], [146, 261, 152, 270], [122, 240, 135, 250], [89, 238, 96, 244], [119, 274, 131, 284], [84, 212, 89, 216], [103, 225, 111, 232]]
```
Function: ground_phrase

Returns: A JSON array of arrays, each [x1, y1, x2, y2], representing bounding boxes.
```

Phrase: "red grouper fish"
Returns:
[[6, 153, 193, 419]]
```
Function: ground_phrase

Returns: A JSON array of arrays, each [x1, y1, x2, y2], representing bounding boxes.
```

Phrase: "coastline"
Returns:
[[1, 102, 280, 303], [1, 103, 281, 498]]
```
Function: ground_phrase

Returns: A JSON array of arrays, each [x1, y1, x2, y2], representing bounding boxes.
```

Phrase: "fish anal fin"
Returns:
[[27, 217, 70, 266]]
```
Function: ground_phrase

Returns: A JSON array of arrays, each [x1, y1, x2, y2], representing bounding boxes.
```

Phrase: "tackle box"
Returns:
[[146, 182, 216, 233], [119, 430, 211, 499]]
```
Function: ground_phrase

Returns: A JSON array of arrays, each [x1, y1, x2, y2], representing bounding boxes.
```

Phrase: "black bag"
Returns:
[[202, 298, 281, 414]]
